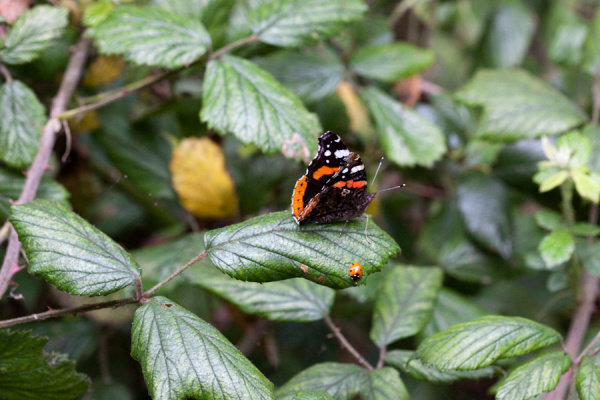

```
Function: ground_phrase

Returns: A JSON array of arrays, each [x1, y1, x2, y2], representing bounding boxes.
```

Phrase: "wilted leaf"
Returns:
[[416, 316, 562, 370], [0, 5, 69, 65], [88, 6, 211, 68], [361, 86, 446, 167], [496, 352, 571, 400], [455, 69, 587, 140], [370, 266, 443, 346], [201, 55, 322, 156], [538, 229, 574, 268], [170, 137, 238, 218], [0, 80, 46, 169], [350, 43, 434, 83], [204, 211, 400, 289], [10, 200, 141, 296], [0, 329, 89, 400], [131, 297, 274, 400], [249, 0, 366, 47]]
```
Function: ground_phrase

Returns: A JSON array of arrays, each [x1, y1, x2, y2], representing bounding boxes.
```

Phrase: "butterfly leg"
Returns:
[[335, 219, 350, 243]]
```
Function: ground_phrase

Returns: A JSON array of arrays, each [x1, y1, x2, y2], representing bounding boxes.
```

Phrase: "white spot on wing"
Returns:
[[324, 150, 331, 156], [326, 159, 329, 163], [334, 149, 349, 158], [351, 165, 365, 173], [342, 168, 348, 173]]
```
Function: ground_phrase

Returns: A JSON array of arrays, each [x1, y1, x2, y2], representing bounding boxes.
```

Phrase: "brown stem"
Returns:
[[143, 250, 208, 297], [0, 62, 12, 83], [376, 345, 386, 369], [323, 314, 373, 370], [0, 297, 138, 329], [0, 36, 91, 300], [209, 34, 259, 60]]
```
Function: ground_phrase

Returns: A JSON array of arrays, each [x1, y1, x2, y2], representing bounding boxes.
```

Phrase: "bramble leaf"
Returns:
[[577, 356, 600, 400], [538, 229, 574, 268]]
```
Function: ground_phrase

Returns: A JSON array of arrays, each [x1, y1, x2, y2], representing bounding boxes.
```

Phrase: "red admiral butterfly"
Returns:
[[291, 131, 376, 225]]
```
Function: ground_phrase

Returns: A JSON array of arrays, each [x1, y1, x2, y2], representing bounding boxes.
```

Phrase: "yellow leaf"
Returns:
[[83, 55, 124, 87], [170, 137, 238, 218], [68, 110, 100, 134], [336, 81, 372, 136]]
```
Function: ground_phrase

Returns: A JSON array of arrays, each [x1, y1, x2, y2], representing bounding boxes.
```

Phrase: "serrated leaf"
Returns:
[[0, 6, 68, 65], [581, 242, 600, 276], [534, 210, 564, 231], [201, 55, 322, 156], [82, 1, 114, 27], [483, 2, 535, 68], [255, 47, 345, 104], [370, 266, 443, 346], [188, 266, 334, 322], [385, 350, 495, 383], [131, 297, 274, 400], [455, 69, 587, 140], [360, 368, 409, 400], [538, 170, 569, 192], [350, 43, 434, 83], [360, 86, 446, 167], [0, 167, 68, 222], [249, 0, 366, 47], [204, 211, 399, 289], [538, 229, 574, 268], [422, 288, 487, 338], [572, 223, 600, 236], [88, 6, 211, 68], [10, 199, 141, 296], [292, 391, 334, 400], [0, 329, 90, 400], [577, 356, 600, 400], [153, 0, 213, 20], [0, 80, 46, 169], [416, 316, 562, 370], [275, 363, 366, 400], [457, 173, 512, 258], [573, 168, 600, 203], [496, 352, 571, 400]]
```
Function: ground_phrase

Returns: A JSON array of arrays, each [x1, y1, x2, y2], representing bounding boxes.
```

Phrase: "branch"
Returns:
[[143, 250, 208, 297], [0, 36, 91, 300], [323, 314, 373, 370], [209, 34, 259, 60]]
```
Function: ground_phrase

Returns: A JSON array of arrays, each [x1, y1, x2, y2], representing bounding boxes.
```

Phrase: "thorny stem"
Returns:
[[0, 36, 91, 300], [323, 314, 374, 370]]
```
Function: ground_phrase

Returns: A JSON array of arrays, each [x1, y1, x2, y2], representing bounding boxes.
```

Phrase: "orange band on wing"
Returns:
[[348, 180, 366, 188], [291, 176, 308, 218], [333, 181, 346, 188], [312, 166, 339, 180]]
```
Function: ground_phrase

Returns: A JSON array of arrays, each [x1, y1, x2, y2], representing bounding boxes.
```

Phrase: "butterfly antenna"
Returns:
[[370, 157, 385, 190], [375, 184, 406, 194]]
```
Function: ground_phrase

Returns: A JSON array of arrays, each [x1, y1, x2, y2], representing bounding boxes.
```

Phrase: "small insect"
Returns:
[[349, 263, 363, 282]]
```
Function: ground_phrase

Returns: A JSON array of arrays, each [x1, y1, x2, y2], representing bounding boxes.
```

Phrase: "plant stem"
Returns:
[[209, 34, 259, 60], [323, 314, 373, 370], [0, 62, 12, 83], [0, 36, 91, 300], [561, 180, 575, 227], [143, 250, 208, 297], [376, 345, 387, 369]]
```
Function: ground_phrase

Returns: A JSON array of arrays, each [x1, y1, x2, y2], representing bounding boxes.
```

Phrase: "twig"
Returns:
[[323, 314, 373, 370], [143, 250, 208, 297], [0, 62, 12, 83], [0, 297, 138, 329], [209, 34, 259, 60], [0, 36, 91, 300], [376, 345, 386, 369]]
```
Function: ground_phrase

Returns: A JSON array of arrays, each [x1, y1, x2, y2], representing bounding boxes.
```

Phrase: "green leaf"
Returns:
[[82, 1, 115, 27], [0, 329, 90, 400], [0, 5, 69, 65], [89, 381, 131, 400], [131, 297, 274, 400], [370, 266, 443, 346], [585, 8, 600, 75], [572, 223, 600, 236], [577, 356, 600, 400], [201, 55, 322, 156], [0, 167, 68, 222], [483, 2, 535, 68], [534, 210, 564, 231], [0, 81, 46, 169], [360, 368, 409, 400], [10, 199, 141, 296], [350, 43, 434, 83], [153, 0, 213, 20], [188, 267, 335, 321], [249, 0, 366, 47], [205, 211, 399, 289], [455, 69, 587, 140], [275, 363, 365, 400], [360, 86, 446, 167], [416, 316, 562, 370], [573, 168, 600, 203], [496, 352, 571, 400], [538, 170, 569, 192], [457, 173, 512, 258], [538, 229, 574, 268], [548, 13, 587, 67], [581, 242, 600, 276], [255, 47, 345, 104], [558, 131, 592, 168], [422, 288, 487, 338], [292, 391, 334, 400], [385, 350, 495, 383], [88, 6, 211, 68]]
